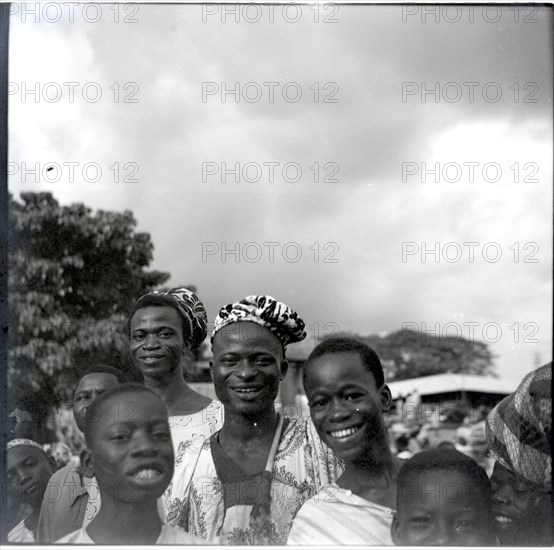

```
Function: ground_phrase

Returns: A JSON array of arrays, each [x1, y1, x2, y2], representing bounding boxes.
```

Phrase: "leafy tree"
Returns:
[[8, 192, 170, 440], [325, 329, 496, 382]]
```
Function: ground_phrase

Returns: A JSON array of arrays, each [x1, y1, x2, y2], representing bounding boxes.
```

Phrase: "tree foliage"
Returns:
[[8, 192, 170, 427], [326, 329, 496, 382]]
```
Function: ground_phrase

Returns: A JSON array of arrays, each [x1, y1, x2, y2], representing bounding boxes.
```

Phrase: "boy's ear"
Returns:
[[80, 448, 95, 478], [380, 384, 393, 412], [391, 512, 401, 545]]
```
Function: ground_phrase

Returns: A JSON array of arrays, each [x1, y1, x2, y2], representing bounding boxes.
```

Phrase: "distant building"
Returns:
[[388, 373, 519, 409]]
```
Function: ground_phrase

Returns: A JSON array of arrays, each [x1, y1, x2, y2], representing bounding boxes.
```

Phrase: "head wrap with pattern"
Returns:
[[136, 287, 208, 350], [211, 295, 306, 349], [486, 362, 552, 491]]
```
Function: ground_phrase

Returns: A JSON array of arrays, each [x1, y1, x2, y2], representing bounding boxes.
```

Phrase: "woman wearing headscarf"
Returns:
[[486, 362, 552, 546], [128, 288, 224, 516]]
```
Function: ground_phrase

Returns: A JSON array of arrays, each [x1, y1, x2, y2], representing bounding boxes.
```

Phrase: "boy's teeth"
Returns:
[[133, 468, 160, 479], [236, 388, 257, 392], [330, 426, 360, 438]]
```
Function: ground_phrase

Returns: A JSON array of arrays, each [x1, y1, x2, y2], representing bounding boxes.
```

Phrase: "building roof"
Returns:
[[388, 373, 520, 400]]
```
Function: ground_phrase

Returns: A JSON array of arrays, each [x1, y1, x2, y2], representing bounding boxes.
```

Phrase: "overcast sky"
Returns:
[[8, 3, 553, 382]]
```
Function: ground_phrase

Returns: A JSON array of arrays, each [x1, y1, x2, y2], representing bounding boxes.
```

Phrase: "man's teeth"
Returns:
[[235, 388, 259, 393], [133, 468, 161, 479], [330, 426, 360, 438]]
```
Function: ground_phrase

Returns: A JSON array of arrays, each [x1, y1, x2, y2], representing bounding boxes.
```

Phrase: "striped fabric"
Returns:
[[287, 483, 394, 545], [8, 519, 35, 543], [486, 362, 552, 491]]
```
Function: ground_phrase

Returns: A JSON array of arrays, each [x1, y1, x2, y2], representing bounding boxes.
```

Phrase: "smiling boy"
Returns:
[[37, 364, 128, 542], [56, 383, 203, 544], [288, 337, 398, 545]]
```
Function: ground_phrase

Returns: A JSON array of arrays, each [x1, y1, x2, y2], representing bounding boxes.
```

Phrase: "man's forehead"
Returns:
[[213, 322, 282, 350], [131, 306, 181, 326]]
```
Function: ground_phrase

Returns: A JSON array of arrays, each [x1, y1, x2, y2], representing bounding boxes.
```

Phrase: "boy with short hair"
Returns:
[[391, 447, 494, 546], [38, 364, 128, 542], [57, 383, 203, 544]]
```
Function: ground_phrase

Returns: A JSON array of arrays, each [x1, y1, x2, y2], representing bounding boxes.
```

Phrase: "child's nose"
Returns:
[[131, 432, 158, 456]]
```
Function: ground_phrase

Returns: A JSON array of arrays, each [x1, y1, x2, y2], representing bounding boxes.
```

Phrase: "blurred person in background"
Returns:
[[456, 420, 494, 476], [486, 362, 552, 546], [395, 434, 414, 459], [37, 364, 128, 542], [7, 439, 57, 542], [42, 442, 73, 469], [416, 422, 441, 450], [128, 287, 224, 516]]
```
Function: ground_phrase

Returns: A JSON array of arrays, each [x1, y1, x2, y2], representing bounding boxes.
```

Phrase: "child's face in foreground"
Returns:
[[392, 469, 493, 546], [83, 391, 174, 503]]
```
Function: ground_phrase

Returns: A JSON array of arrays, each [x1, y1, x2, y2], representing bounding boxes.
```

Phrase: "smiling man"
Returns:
[[167, 295, 341, 544], [128, 287, 224, 518]]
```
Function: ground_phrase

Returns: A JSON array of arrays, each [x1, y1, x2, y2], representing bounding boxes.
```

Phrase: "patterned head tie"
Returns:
[[8, 438, 49, 457], [136, 287, 208, 350], [486, 362, 552, 491], [211, 295, 306, 350]]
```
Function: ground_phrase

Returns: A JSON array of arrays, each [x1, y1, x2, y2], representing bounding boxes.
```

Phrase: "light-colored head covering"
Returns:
[[8, 438, 48, 456], [211, 295, 306, 349], [136, 287, 207, 349], [486, 362, 552, 491]]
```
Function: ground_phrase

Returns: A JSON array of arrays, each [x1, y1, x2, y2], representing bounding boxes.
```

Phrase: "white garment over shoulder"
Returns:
[[287, 483, 394, 545]]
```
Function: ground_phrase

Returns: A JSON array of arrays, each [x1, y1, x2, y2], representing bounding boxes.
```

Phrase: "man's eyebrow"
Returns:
[[132, 324, 176, 331]]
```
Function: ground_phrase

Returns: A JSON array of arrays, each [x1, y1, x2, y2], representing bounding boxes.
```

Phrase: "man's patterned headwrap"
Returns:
[[486, 362, 552, 491], [211, 295, 306, 349], [136, 287, 208, 350]]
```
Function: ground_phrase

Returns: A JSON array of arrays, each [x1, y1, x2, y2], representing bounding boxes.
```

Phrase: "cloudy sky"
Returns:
[[8, 3, 553, 382]]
